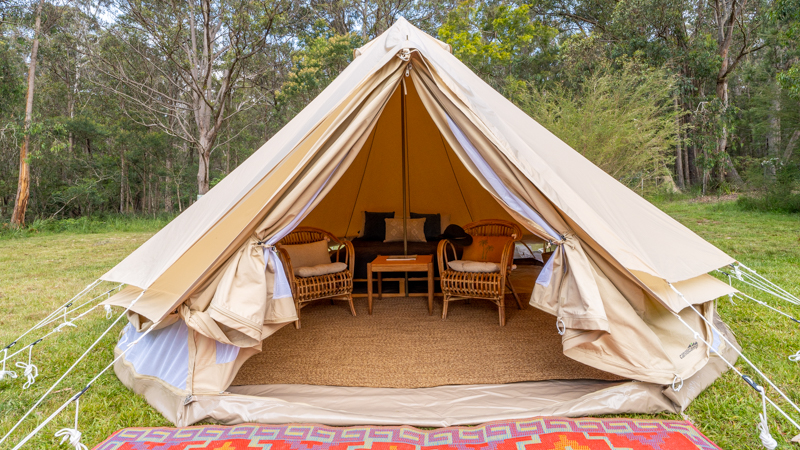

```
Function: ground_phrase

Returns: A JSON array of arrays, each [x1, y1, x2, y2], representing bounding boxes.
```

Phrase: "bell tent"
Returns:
[[99, 18, 741, 426]]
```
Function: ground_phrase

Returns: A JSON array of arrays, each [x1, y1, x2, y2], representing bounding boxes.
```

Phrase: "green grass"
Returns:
[[1, 202, 799, 448]]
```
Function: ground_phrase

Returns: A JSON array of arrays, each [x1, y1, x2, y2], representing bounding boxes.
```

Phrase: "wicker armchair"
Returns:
[[437, 219, 524, 326], [277, 227, 356, 329]]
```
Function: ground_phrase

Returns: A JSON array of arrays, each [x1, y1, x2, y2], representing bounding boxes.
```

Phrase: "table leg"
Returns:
[[367, 263, 373, 315], [378, 272, 382, 300], [427, 262, 434, 315]]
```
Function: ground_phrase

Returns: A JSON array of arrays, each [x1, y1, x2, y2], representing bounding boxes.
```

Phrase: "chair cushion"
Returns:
[[281, 240, 331, 268], [384, 218, 427, 242], [294, 262, 348, 278], [447, 260, 501, 273], [461, 236, 512, 263]]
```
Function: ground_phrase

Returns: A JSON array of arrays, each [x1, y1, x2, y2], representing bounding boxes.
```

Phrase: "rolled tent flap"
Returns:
[[530, 237, 609, 332]]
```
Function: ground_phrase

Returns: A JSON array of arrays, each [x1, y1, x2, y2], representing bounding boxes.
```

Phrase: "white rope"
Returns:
[[104, 305, 113, 319], [1, 301, 109, 366], [789, 351, 800, 362], [2, 280, 102, 350], [669, 283, 800, 429], [53, 399, 87, 450], [10, 321, 157, 450], [757, 386, 779, 449], [14, 345, 38, 389], [0, 290, 146, 446], [34, 285, 123, 332], [671, 312, 800, 432], [669, 283, 800, 417], [556, 318, 566, 335], [738, 263, 800, 304], [733, 291, 800, 325], [1, 348, 18, 381], [724, 263, 800, 306], [737, 273, 800, 305]]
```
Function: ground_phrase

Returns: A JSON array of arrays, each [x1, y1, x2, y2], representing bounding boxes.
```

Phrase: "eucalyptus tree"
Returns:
[[90, 0, 298, 195]]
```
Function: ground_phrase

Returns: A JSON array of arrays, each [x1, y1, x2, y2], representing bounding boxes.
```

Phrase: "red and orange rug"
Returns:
[[94, 417, 720, 450]]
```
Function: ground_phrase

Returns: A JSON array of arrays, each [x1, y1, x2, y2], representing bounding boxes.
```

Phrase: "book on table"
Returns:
[[385, 255, 417, 261]]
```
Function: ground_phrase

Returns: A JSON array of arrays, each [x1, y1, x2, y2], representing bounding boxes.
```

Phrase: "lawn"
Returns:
[[0, 200, 799, 449]]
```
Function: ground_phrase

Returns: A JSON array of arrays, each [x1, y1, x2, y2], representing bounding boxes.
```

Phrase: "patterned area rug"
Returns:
[[94, 417, 720, 450]]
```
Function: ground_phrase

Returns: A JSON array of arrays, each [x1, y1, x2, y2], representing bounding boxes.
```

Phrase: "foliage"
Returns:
[[773, 0, 800, 98], [277, 28, 364, 113], [439, 0, 558, 94], [738, 158, 800, 213], [512, 60, 679, 186]]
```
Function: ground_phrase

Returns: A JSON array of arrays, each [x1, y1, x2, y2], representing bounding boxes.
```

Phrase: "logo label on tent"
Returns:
[[680, 342, 699, 359]]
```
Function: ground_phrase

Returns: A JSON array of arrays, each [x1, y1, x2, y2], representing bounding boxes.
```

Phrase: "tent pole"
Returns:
[[401, 78, 409, 294]]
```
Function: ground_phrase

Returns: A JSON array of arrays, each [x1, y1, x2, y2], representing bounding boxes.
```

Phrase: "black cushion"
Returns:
[[362, 211, 395, 241], [410, 212, 441, 240]]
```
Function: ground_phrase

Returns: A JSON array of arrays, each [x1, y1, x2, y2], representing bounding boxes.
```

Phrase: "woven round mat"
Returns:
[[233, 272, 625, 388]]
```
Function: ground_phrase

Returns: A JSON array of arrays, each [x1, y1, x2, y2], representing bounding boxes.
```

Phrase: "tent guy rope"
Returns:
[[53, 398, 88, 450], [668, 283, 800, 424], [15, 343, 38, 389], [0, 290, 146, 447], [757, 385, 779, 450], [675, 314, 800, 442], [1, 297, 118, 367], [1, 279, 102, 350], [10, 320, 158, 450]]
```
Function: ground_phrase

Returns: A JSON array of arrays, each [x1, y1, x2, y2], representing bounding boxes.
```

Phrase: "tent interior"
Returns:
[[226, 76, 626, 394]]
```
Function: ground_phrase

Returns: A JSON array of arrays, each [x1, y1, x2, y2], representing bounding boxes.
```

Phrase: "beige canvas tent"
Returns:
[[101, 18, 741, 427]]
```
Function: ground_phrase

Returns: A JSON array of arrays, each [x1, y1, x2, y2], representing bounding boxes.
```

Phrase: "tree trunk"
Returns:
[[768, 92, 782, 157], [197, 139, 211, 195], [120, 149, 126, 213], [782, 130, 800, 162], [11, 0, 44, 228], [674, 96, 685, 189], [164, 158, 173, 212]]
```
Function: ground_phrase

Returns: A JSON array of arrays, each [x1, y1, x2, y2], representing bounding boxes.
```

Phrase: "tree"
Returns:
[[439, 0, 558, 95], [90, 0, 296, 195], [11, 0, 44, 227], [711, 0, 763, 185]]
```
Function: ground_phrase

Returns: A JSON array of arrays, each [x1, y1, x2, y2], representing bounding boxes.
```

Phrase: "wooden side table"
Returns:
[[367, 254, 434, 315]]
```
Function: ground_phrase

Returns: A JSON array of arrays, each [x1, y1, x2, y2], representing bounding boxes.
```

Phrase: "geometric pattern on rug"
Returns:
[[93, 417, 721, 450]]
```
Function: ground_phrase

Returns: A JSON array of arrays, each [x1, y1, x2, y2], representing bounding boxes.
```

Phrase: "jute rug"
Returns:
[[95, 418, 722, 449], [232, 267, 625, 388]]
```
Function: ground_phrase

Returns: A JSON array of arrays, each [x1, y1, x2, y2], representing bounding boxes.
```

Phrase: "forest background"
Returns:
[[1, 0, 799, 227]]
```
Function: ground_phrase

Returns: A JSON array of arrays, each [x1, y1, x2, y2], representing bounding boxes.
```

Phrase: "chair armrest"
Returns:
[[437, 239, 456, 274], [343, 239, 355, 275], [500, 239, 516, 278]]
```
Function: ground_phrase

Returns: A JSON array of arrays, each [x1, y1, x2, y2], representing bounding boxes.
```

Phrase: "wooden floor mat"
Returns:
[[232, 267, 625, 388]]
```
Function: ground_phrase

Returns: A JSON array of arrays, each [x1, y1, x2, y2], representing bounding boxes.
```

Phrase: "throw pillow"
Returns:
[[384, 218, 427, 242], [461, 235, 511, 263], [362, 211, 395, 241], [410, 212, 441, 240], [280, 240, 331, 268]]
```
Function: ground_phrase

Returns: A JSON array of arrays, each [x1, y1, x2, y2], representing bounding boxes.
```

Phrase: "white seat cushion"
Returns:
[[294, 262, 348, 278], [447, 260, 501, 273]]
